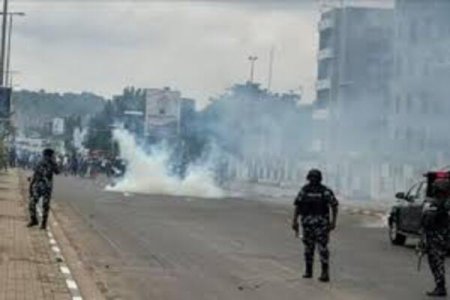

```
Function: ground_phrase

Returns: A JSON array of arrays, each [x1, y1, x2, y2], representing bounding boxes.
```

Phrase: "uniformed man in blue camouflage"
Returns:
[[292, 169, 339, 282], [27, 148, 60, 230], [421, 178, 450, 297]]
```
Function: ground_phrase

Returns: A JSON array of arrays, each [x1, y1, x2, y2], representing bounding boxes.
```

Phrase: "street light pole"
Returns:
[[248, 56, 258, 83], [0, 0, 8, 86], [4, 12, 25, 87], [5, 13, 12, 87]]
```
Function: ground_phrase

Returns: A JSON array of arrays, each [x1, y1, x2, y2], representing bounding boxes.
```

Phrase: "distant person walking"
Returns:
[[292, 169, 339, 282], [27, 148, 60, 230]]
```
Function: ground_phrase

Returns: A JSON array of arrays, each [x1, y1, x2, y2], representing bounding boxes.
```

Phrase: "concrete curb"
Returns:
[[48, 230, 83, 300], [37, 204, 84, 300]]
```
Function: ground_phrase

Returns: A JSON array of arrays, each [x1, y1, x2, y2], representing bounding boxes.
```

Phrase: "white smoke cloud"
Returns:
[[106, 129, 224, 199]]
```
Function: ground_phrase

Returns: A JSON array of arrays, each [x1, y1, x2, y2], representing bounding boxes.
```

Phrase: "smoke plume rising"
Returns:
[[106, 129, 224, 199]]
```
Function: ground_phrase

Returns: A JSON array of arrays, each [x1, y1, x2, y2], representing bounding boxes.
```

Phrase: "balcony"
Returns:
[[319, 18, 334, 31], [316, 79, 331, 91], [312, 109, 330, 121], [318, 48, 334, 60]]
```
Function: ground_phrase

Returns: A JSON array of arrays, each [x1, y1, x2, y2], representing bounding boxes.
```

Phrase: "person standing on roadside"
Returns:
[[421, 177, 450, 297], [27, 148, 60, 230], [292, 169, 339, 282]]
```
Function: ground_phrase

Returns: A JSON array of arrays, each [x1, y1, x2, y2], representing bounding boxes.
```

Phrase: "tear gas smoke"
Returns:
[[106, 129, 225, 199]]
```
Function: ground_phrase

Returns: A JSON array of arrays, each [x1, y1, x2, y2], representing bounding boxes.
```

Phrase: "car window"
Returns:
[[406, 182, 421, 201], [418, 182, 427, 201]]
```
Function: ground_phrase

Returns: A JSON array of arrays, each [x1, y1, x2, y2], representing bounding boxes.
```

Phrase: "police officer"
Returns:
[[292, 169, 338, 282], [422, 178, 450, 297], [27, 148, 60, 230]]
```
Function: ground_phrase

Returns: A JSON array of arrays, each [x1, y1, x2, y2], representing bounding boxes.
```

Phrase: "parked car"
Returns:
[[388, 171, 450, 246]]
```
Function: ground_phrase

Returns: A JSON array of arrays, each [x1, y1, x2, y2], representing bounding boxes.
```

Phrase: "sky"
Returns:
[[9, 0, 392, 107]]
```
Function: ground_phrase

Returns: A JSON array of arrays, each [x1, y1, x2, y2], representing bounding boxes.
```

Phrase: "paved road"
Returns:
[[52, 176, 444, 300]]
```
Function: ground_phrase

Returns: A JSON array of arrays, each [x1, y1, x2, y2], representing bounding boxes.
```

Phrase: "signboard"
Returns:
[[0, 87, 11, 119], [15, 137, 49, 153], [52, 118, 65, 136], [144, 88, 181, 137]]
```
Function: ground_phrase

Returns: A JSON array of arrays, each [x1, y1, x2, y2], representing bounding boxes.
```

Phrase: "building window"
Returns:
[[410, 22, 418, 44], [318, 61, 331, 79], [319, 30, 332, 50], [406, 94, 413, 113], [395, 96, 401, 114], [421, 99, 428, 114]]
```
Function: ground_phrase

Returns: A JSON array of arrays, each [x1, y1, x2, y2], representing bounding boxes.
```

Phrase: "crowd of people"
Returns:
[[12, 148, 127, 179]]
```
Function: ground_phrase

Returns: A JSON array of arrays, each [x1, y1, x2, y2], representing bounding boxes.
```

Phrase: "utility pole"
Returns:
[[4, 12, 25, 87], [0, 0, 8, 86], [248, 55, 258, 83], [267, 47, 274, 90]]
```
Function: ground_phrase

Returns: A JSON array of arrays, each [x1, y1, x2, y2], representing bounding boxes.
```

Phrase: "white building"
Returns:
[[391, 0, 450, 163]]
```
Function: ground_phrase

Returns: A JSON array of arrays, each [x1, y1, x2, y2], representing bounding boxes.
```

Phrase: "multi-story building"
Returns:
[[316, 6, 394, 109], [314, 6, 399, 200], [392, 0, 450, 165], [316, 6, 394, 155]]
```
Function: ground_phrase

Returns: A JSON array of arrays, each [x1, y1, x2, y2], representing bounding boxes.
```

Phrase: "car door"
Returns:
[[398, 182, 421, 232], [407, 181, 427, 233]]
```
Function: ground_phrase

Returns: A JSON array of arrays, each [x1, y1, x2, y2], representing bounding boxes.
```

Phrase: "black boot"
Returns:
[[40, 218, 47, 230], [318, 263, 330, 282], [303, 263, 313, 278], [426, 285, 447, 297], [27, 218, 38, 228]]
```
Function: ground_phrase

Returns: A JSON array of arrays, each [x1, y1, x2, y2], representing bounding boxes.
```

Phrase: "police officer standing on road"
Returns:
[[292, 169, 338, 282], [27, 148, 60, 230], [421, 178, 450, 297]]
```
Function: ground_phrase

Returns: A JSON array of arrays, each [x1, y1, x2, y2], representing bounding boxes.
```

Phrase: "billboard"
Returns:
[[52, 118, 65, 136], [0, 87, 11, 119], [144, 88, 181, 137]]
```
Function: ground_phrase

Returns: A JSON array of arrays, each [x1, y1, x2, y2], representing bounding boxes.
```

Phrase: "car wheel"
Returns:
[[389, 220, 406, 245]]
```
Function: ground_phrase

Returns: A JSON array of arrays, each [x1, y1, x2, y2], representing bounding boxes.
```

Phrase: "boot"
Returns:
[[302, 263, 313, 278], [426, 285, 447, 297], [27, 218, 38, 228], [318, 263, 330, 282], [40, 218, 47, 230]]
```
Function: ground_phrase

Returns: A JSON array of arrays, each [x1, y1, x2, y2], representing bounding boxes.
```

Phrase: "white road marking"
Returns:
[[66, 279, 78, 290], [60, 265, 71, 275]]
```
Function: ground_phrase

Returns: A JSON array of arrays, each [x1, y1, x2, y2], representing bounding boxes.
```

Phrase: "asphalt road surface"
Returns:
[[52, 176, 446, 300]]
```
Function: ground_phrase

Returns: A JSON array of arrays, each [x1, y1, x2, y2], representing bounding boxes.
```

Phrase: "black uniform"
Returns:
[[29, 157, 59, 228], [422, 195, 450, 295], [294, 182, 338, 281]]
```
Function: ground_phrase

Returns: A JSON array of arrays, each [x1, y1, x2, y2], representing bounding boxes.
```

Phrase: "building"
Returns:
[[15, 137, 50, 153], [313, 6, 400, 201], [315, 5, 394, 156], [316, 6, 394, 109], [391, 0, 450, 165]]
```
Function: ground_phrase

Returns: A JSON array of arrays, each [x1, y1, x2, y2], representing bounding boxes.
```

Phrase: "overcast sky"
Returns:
[[9, 0, 392, 107]]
